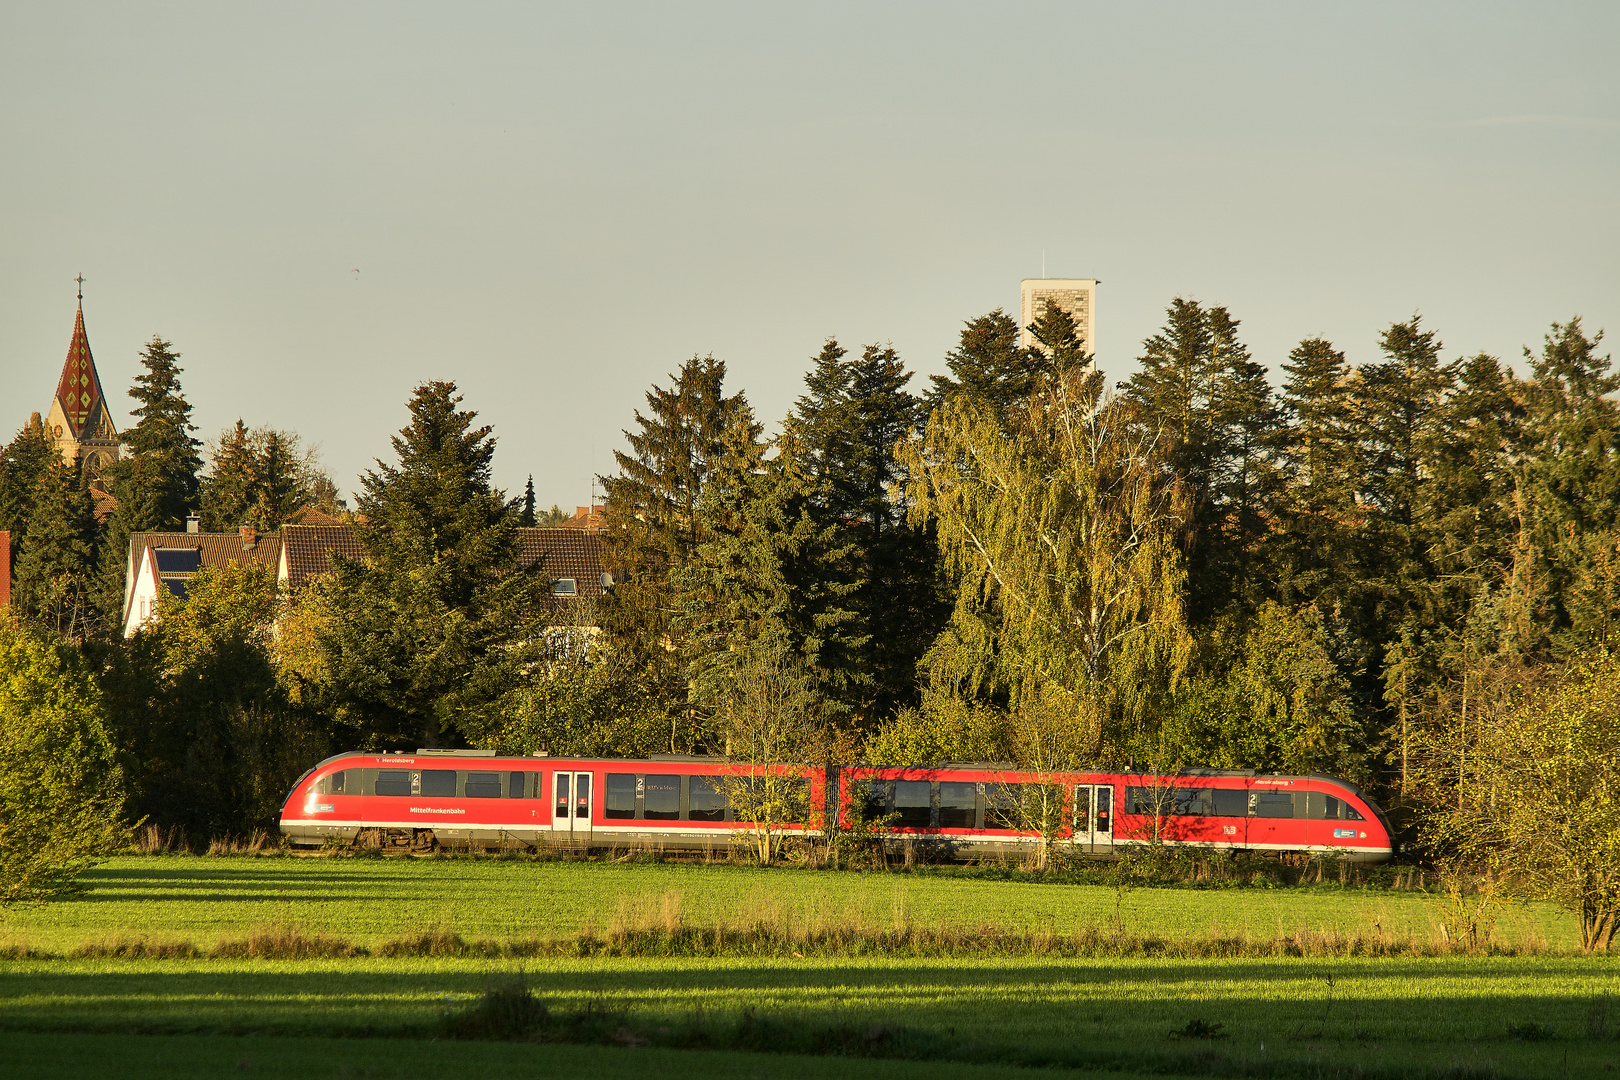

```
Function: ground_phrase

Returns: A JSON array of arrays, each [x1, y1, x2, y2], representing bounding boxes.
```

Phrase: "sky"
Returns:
[[2, 2, 1617, 510]]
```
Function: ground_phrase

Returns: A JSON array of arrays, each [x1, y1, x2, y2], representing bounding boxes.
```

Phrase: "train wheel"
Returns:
[[410, 829, 437, 854], [356, 828, 384, 850]]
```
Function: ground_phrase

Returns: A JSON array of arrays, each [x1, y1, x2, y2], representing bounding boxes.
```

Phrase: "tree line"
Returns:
[[2, 301, 1618, 931]]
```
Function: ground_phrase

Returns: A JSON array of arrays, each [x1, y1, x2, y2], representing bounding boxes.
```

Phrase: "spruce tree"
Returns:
[[519, 476, 537, 527], [599, 356, 760, 676], [321, 381, 541, 747], [199, 420, 258, 530], [0, 416, 57, 540], [791, 339, 943, 718], [1275, 337, 1360, 611], [247, 429, 302, 529], [1516, 319, 1620, 652], [1124, 298, 1216, 495], [672, 418, 865, 720], [1124, 299, 1272, 622], [95, 336, 202, 629], [13, 457, 101, 640], [926, 310, 1041, 423]]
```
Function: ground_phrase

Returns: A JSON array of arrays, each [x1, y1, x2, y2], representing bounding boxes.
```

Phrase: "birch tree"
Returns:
[[901, 350, 1192, 763]]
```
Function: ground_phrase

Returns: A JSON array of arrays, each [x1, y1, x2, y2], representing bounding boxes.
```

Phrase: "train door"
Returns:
[[553, 772, 594, 844], [1072, 784, 1114, 854]]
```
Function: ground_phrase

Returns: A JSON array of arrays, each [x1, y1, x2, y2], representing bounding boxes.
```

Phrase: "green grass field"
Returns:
[[0, 855, 1579, 953], [1, 855, 1614, 1079]]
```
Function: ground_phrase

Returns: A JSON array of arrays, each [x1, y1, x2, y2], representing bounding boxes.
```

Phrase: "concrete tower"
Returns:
[[1020, 278, 1098, 355]]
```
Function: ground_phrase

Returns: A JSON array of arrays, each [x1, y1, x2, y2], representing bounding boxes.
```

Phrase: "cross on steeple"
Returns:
[[75, 273, 85, 302]]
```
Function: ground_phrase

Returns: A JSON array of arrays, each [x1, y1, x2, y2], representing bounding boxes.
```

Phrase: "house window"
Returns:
[[551, 578, 577, 596]]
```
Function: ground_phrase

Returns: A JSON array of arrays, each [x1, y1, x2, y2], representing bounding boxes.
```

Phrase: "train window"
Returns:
[[688, 775, 727, 821], [555, 774, 570, 817], [421, 770, 456, 798], [1254, 791, 1296, 818], [985, 784, 1025, 830], [1171, 788, 1214, 816], [1126, 787, 1169, 816], [858, 779, 891, 822], [1212, 788, 1247, 817], [330, 771, 346, 794], [375, 769, 412, 796], [604, 774, 638, 819], [509, 772, 527, 798], [894, 781, 932, 828], [938, 782, 976, 828], [1316, 794, 1365, 821], [465, 771, 502, 798], [644, 775, 680, 820]]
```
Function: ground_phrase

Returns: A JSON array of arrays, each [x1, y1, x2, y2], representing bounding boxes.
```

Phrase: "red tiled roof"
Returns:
[[558, 505, 607, 532], [90, 487, 118, 525], [515, 527, 607, 599], [128, 530, 284, 574], [279, 524, 367, 588], [283, 505, 345, 526]]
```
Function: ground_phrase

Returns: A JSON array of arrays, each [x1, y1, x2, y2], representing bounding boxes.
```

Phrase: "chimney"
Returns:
[[185, 513, 200, 534], [240, 525, 257, 550]]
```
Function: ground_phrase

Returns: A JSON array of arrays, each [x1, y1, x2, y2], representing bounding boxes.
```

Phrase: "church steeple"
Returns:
[[45, 278, 119, 477]]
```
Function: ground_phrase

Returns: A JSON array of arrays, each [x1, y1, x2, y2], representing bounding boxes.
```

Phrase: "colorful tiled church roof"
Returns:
[[54, 297, 110, 438]]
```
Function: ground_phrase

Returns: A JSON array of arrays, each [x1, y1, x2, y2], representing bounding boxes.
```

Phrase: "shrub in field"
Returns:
[[1441, 650, 1620, 952], [0, 620, 127, 907]]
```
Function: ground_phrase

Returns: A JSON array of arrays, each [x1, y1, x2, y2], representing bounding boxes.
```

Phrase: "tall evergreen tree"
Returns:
[[599, 356, 760, 676], [926, 310, 1041, 424], [672, 419, 865, 722], [0, 415, 57, 540], [13, 457, 100, 640], [1515, 319, 1620, 653], [519, 476, 537, 527], [1124, 299, 1273, 622], [1275, 337, 1361, 612], [199, 420, 257, 531], [791, 339, 944, 718], [95, 336, 202, 628], [320, 381, 541, 747]]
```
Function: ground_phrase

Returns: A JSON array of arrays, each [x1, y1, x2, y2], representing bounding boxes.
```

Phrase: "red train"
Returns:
[[279, 751, 1396, 862]]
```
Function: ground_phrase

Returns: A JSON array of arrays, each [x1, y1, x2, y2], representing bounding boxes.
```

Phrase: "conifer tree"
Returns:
[[0, 416, 57, 540], [519, 476, 537, 527], [599, 356, 760, 676], [1275, 337, 1360, 611], [95, 336, 202, 629], [1425, 353, 1525, 594], [14, 458, 100, 640], [320, 381, 541, 748], [926, 310, 1041, 424], [791, 339, 943, 718], [1124, 300, 1272, 622], [793, 338, 853, 492], [199, 420, 257, 531], [672, 419, 865, 720], [1515, 319, 1620, 652]]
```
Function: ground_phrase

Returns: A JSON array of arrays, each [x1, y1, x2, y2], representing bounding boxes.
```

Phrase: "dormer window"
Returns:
[[551, 578, 577, 596]]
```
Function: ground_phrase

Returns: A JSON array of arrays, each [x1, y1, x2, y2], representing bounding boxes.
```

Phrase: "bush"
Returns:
[[0, 620, 127, 906]]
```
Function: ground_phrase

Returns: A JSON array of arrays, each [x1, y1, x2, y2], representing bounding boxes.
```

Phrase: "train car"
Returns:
[[281, 752, 1394, 862], [279, 750, 825, 852], [840, 764, 1395, 862]]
